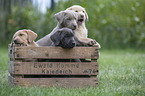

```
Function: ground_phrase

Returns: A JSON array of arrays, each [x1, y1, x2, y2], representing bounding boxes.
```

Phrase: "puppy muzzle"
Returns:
[[67, 41, 76, 48], [72, 24, 77, 30], [61, 41, 76, 48], [13, 39, 18, 44], [13, 39, 24, 46]]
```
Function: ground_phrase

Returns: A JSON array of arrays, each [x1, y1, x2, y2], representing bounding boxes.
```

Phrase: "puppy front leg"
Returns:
[[76, 35, 101, 48]]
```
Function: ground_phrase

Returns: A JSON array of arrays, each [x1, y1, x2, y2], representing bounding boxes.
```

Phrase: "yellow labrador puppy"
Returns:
[[66, 5, 101, 48], [11, 29, 38, 47]]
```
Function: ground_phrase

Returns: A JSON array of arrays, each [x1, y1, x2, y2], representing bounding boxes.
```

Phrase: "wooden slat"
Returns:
[[9, 62, 98, 75], [8, 74, 14, 85], [8, 44, 11, 58], [8, 61, 14, 74], [8, 75, 98, 88], [14, 46, 99, 59], [8, 44, 15, 59]]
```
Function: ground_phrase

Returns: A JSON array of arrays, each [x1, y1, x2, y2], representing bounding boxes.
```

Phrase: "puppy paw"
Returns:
[[93, 42, 101, 48], [88, 39, 101, 48], [88, 39, 97, 46]]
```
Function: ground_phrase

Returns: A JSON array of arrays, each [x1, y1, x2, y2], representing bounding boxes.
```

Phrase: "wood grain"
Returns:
[[14, 46, 99, 59], [8, 75, 98, 88], [8, 61, 99, 75], [8, 44, 15, 59]]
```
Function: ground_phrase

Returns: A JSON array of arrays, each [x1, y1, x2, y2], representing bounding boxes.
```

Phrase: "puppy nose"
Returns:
[[80, 14, 84, 18], [74, 25, 77, 29], [72, 42, 76, 46], [13, 39, 17, 43], [73, 25, 77, 30]]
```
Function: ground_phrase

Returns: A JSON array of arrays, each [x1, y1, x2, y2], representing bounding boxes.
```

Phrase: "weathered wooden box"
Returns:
[[8, 45, 99, 88]]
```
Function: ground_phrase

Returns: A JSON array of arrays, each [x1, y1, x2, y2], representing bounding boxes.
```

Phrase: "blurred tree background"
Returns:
[[0, 0, 145, 49]]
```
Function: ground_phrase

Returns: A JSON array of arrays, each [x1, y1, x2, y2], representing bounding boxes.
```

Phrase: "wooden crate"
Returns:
[[8, 44, 99, 88]]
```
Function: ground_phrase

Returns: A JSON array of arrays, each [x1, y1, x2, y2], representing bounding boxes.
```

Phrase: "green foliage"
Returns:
[[0, 0, 145, 49], [59, 0, 145, 49], [0, 48, 145, 96], [6, 4, 57, 42]]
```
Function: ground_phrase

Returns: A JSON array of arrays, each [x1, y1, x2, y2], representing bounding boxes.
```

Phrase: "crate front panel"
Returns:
[[9, 61, 99, 75], [8, 75, 98, 87], [14, 46, 99, 59]]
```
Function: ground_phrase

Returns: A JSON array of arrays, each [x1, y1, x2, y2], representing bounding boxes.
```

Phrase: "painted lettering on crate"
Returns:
[[33, 63, 78, 74], [34, 63, 52, 68], [34, 63, 79, 69], [42, 69, 72, 74], [33, 63, 98, 74], [83, 69, 98, 74]]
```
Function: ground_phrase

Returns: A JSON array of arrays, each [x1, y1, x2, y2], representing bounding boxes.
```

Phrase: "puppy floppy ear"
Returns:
[[55, 11, 66, 25], [66, 7, 72, 10], [50, 30, 61, 46], [83, 9, 88, 21], [26, 30, 37, 43]]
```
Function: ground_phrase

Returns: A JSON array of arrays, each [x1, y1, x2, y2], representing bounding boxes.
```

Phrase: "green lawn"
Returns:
[[0, 47, 144, 96]]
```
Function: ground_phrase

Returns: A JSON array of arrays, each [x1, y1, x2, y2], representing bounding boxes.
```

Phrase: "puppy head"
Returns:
[[55, 10, 78, 30], [50, 28, 76, 48], [11, 29, 37, 46], [66, 5, 88, 25]]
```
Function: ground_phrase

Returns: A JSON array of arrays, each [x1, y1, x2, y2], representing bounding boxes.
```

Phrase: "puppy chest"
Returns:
[[75, 28, 88, 38]]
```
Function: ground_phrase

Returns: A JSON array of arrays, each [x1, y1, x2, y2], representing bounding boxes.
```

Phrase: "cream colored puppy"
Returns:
[[66, 5, 101, 48], [11, 29, 38, 47]]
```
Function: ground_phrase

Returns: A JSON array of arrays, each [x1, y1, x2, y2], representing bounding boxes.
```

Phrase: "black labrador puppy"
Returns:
[[50, 28, 76, 48], [50, 28, 80, 62]]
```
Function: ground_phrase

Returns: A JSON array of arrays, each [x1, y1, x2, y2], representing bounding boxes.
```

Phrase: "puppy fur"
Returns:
[[49, 27, 81, 62], [66, 5, 101, 48], [11, 29, 38, 47], [36, 10, 78, 47], [50, 28, 76, 48]]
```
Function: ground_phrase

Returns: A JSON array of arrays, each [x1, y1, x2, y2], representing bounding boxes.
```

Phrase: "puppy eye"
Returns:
[[19, 34, 24, 36], [75, 10, 78, 12]]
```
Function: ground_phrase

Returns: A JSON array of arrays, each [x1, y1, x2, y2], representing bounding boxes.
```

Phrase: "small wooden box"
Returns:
[[8, 45, 99, 88]]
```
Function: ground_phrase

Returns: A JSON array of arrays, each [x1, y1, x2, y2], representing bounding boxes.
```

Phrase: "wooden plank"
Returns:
[[8, 74, 14, 86], [8, 61, 14, 74], [8, 76, 98, 88], [9, 62, 99, 75], [14, 46, 99, 59], [8, 44, 11, 58], [8, 44, 15, 59]]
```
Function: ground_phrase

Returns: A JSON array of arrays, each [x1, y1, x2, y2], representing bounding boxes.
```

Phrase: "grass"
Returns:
[[0, 47, 144, 96]]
